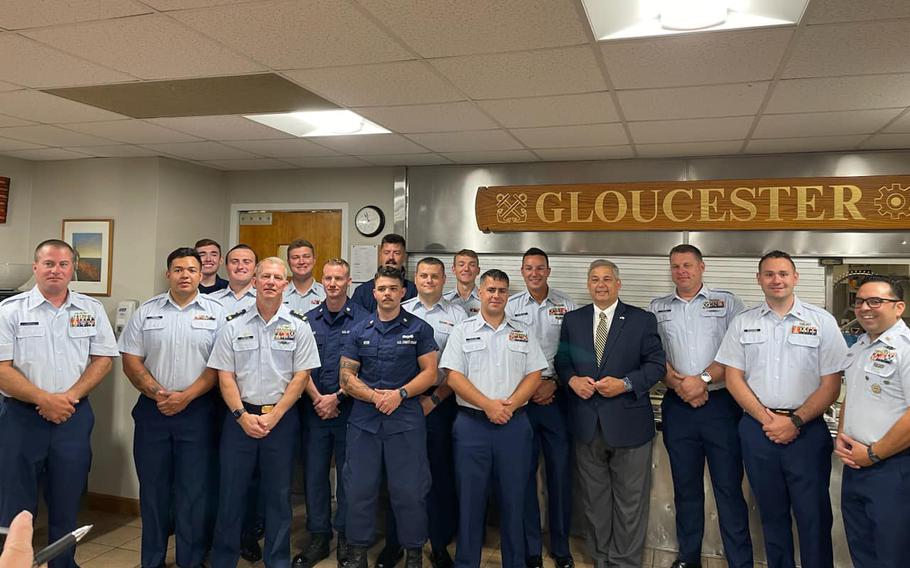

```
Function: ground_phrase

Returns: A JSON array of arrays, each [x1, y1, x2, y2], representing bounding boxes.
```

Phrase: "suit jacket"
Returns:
[[555, 300, 665, 448]]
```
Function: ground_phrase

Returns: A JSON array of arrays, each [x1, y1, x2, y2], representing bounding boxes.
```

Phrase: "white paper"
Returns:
[[350, 245, 377, 282]]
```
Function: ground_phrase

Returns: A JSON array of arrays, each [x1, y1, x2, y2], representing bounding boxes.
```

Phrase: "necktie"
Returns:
[[595, 311, 608, 366]]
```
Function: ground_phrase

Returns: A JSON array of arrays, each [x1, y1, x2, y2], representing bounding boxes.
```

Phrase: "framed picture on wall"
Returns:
[[62, 219, 114, 296]]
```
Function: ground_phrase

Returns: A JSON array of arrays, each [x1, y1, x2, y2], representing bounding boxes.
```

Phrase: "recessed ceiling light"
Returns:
[[582, 0, 810, 41], [244, 110, 390, 137]]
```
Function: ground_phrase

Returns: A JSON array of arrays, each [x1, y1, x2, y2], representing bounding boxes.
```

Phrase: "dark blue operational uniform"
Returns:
[[439, 315, 548, 568], [840, 319, 910, 568], [207, 305, 321, 568], [341, 310, 437, 551], [505, 289, 576, 562], [350, 278, 417, 313], [0, 286, 119, 568], [302, 300, 368, 543], [716, 297, 847, 568], [118, 292, 225, 568], [649, 287, 752, 568]]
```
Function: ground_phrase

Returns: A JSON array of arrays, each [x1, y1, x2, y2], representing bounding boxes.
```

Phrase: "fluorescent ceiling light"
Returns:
[[582, 0, 810, 41], [244, 110, 390, 137]]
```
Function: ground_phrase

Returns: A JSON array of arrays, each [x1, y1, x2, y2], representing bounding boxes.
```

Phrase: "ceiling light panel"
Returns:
[[245, 110, 390, 137]]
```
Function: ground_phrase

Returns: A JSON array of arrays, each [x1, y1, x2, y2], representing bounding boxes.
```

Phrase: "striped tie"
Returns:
[[595, 311, 608, 366]]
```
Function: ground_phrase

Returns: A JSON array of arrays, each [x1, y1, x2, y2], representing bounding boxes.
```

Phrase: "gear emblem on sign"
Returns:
[[496, 193, 528, 224], [874, 183, 910, 219]]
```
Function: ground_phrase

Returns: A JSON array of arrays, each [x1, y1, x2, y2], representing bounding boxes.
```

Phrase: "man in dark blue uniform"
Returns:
[[350, 234, 417, 313], [293, 259, 368, 568], [196, 238, 229, 294], [339, 266, 439, 568]]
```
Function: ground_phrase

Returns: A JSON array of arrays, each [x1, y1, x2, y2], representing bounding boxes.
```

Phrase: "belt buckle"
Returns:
[[261, 405, 274, 415]]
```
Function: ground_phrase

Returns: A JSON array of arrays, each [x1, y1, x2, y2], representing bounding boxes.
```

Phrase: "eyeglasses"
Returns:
[[852, 297, 902, 309]]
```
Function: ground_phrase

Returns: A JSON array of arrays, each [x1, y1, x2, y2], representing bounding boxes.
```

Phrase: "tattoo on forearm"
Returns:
[[339, 357, 373, 402]]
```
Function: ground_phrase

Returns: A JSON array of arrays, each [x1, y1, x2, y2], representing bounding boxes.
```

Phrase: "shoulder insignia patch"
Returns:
[[226, 308, 247, 321], [290, 309, 307, 321]]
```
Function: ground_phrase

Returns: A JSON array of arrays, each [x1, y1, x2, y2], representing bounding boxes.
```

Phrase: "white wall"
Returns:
[[0, 156, 34, 264]]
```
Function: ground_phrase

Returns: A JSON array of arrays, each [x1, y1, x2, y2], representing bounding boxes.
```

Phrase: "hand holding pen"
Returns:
[[0, 510, 92, 568]]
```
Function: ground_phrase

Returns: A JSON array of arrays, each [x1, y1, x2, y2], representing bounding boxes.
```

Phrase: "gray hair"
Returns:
[[588, 259, 620, 279], [255, 256, 288, 276]]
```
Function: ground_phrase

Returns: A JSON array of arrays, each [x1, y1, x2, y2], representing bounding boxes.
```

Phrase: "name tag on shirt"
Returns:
[[398, 333, 417, 345]]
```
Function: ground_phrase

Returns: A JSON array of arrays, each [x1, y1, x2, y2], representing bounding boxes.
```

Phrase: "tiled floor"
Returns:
[[30, 507, 747, 567]]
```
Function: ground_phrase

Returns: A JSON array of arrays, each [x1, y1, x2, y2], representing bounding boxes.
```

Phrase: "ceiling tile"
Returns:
[[173, 0, 411, 69], [148, 116, 293, 140], [141, 0, 255, 10], [511, 123, 627, 148], [285, 61, 465, 107], [533, 146, 634, 161], [602, 28, 793, 89], [441, 149, 539, 164], [141, 141, 259, 160], [220, 138, 340, 158], [360, 153, 452, 166], [765, 75, 910, 113], [862, 132, 910, 150], [0, 35, 135, 88], [24, 15, 264, 80], [0, 125, 115, 146], [754, 109, 901, 138], [0, 114, 34, 128], [64, 120, 201, 144], [618, 83, 769, 121], [430, 46, 607, 99], [784, 20, 910, 79], [64, 144, 161, 157], [355, 102, 497, 133], [803, 0, 910, 24], [745, 135, 866, 154], [3, 148, 92, 160], [406, 130, 521, 153], [0, 90, 128, 123], [636, 140, 743, 158], [629, 117, 753, 144], [0, 80, 24, 92], [0, 0, 151, 30], [357, 0, 588, 58], [202, 158, 297, 170], [477, 92, 619, 128], [883, 112, 910, 132], [307, 133, 428, 155], [0, 137, 44, 151], [282, 156, 371, 168]]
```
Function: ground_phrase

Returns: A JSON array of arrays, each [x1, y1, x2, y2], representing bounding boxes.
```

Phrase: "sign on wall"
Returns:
[[475, 175, 910, 232], [0, 177, 8, 224]]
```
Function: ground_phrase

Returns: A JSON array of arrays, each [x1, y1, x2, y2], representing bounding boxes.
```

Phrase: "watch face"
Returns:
[[355, 206, 385, 237]]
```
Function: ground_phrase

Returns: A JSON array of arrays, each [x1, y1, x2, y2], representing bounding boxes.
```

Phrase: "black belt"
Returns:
[[243, 401, 280, 415], [6, 396, 86, 410], [458, 405, 525, 420]]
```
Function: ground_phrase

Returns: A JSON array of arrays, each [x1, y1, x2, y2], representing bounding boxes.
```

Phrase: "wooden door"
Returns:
[[238, 210, 342, 281]]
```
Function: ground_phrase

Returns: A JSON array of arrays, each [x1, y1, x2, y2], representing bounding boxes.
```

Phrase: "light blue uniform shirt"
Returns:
[[403, 296, 467, 382], [117, 292, 225, 391], [716, 296, 847, 409], [0, 286, 118, 394], [207, 305, 321, 405], [443, 287, 481, 317], [206, 285, 256, 316], [440, 315, 548, 410], [843, 319, 910, 445], [650, 285, 745, 388], [506, 288, 576, 377], [283, 281, 326, 313]]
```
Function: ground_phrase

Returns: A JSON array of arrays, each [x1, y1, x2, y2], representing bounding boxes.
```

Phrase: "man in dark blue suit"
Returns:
[[555, 259, 665, 568]]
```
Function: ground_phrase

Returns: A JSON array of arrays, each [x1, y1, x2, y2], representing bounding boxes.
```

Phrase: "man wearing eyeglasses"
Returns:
[[715, 250, 847, 568], [835, 276, 910, 568]]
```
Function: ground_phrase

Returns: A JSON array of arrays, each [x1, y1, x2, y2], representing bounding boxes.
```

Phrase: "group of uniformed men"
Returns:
[[0, 234, 907, 568]]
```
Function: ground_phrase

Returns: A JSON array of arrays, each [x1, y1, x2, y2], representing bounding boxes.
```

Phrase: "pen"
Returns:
[[0, 524, 93, 567]]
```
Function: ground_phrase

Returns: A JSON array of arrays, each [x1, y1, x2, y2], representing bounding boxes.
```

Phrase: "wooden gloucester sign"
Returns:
[[475, 176, 910, 232]]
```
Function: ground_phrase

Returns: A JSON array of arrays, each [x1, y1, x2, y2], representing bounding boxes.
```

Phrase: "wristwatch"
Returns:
[[868, 444, 882, 464], [700, 370, 713, 385], [789, 413, 804, 429], [398, 387, 409, 400], [232, 408, 246, 420], [621, 377, 633, 392]]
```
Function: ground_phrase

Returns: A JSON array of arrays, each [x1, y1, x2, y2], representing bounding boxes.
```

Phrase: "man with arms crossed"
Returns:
[[284, 239, 326, 313], [119, 247, 225, 568], [440, 269, 547, 568], [649, 245, 752, 568], [835, 276, 910, 568], [716, 250, 846, 568], [0, 239, 118, 568], [443, 249, 481, 316]]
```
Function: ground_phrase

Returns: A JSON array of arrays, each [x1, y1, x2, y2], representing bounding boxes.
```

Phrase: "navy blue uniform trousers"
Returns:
[[212, 404, 299, 568], [739, 415, 832, 568], [0, 398, 93, 568], [383, 396, 458, 553], [132, 393, 216, 568], [842, 450, 910, 568], [454, 409, 533, 568], [661, 389, 752, 567], [343, 422, 430, 549], [304, 412, 348, 536], [523, 397, 572, 558]]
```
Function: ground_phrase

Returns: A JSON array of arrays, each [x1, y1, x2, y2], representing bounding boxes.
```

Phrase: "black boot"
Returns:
[[292, 533, 331, 568], [374, 545, 403, 568], [240, 532, 262, 562], [429, 548, 453, 568], [405, 548, 423, 568], [344, 545, 368, 568], [336, 534, 350, 568]]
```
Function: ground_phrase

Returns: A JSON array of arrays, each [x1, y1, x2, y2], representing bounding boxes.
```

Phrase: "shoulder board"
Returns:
[[0, 292, 27, 306], [290, 309, 307, 321], [226, 308, 247, 321]]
